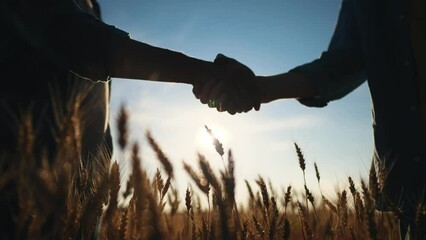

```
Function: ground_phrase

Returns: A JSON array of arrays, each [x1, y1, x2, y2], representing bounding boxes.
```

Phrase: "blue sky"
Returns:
[[100, 0, 372, 203]]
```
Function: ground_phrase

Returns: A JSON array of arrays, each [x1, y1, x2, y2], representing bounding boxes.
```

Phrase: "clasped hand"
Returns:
[[193, 54, 261, 115]]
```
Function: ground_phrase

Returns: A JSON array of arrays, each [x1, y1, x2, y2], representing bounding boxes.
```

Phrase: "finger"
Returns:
[[234, 86, 253, 113], [232, 75, 260, 112], [230, 89, 246, 114], [226, 83, 251, 113], [227, 108, 237, 115], [216, 93, 227, 112], [214, 53, 239, 66], [218, 91, 236, 115], [214, 53, 228, 64], [199, 79, 219, 104], [227, 109, 237, 115], [218, 101, 226, 112], [254, 103, 261, 111], [247, 80, 261, 111], [192, 76, 211, 98], [223, 84, 251, 113], [192, 82, 203, 99], [250, 90, 261, 111], [210, 80, 227, 100], [207, 99, 217, 108]]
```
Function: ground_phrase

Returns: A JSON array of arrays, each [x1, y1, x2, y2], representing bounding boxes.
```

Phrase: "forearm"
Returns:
[[110, 38, 215, 85], [256, 72, 318, 103]]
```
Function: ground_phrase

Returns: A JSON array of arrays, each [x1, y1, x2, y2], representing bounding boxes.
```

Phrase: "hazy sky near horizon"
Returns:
[[100, 0, 373, 202]]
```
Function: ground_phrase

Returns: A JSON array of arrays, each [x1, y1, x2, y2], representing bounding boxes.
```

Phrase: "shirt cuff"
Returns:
[[289, 57, 331, 108]]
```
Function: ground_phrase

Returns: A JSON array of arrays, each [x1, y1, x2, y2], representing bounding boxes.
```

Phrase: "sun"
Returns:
[[195, 124, 228, 151]]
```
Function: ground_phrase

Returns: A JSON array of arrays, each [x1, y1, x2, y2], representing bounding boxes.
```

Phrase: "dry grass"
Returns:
[[1, 105, 425, 239]]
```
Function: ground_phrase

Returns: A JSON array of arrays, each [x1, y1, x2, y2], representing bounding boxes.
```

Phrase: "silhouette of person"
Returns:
[[0, 0, 258, 160], [0, 0, 256, 237], [195, 0, 426, 238]]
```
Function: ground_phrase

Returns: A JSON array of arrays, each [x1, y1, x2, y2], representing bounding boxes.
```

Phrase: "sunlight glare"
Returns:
[[196, 124, 229, 151]]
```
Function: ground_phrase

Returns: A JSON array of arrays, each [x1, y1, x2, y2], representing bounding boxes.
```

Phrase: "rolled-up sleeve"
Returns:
[[1, 0, 129, 82], [290, 0, 366, 107]]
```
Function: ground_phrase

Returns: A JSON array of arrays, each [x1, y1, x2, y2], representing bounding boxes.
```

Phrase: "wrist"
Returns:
[[188, 59, 217, 86], [255, 76, 270, 104]]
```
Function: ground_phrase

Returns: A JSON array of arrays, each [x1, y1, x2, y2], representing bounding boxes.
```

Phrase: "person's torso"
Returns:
[[0, 0, 110, 160], [349, 0, 424, 160]]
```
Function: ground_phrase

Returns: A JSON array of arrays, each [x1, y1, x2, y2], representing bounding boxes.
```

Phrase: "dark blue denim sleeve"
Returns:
[[1, 0, 129, 82], [290, 0, 367, 107]]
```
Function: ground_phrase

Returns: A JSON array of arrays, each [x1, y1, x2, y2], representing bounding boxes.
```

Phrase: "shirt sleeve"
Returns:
[[1, 0, 130, 82], [289, 0, 366, 107]]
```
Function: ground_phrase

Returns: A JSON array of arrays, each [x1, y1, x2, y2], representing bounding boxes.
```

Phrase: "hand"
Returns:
[[193, 54, 261, 114]]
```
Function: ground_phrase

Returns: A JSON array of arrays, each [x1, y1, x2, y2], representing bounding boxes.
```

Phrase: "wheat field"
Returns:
[[2, 105, 426, 239]]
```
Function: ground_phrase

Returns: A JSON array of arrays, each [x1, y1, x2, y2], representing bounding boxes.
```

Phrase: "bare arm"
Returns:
[[110, 38, 216, 85], [256, 72, 318, 104]]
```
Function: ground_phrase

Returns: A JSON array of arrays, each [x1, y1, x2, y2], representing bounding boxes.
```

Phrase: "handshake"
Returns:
[[192, 54, 262, 115]]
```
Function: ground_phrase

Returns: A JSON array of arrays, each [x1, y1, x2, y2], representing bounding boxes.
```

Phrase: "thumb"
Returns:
[[254, 103, 261, 111], [214, 53, 235, 65]]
